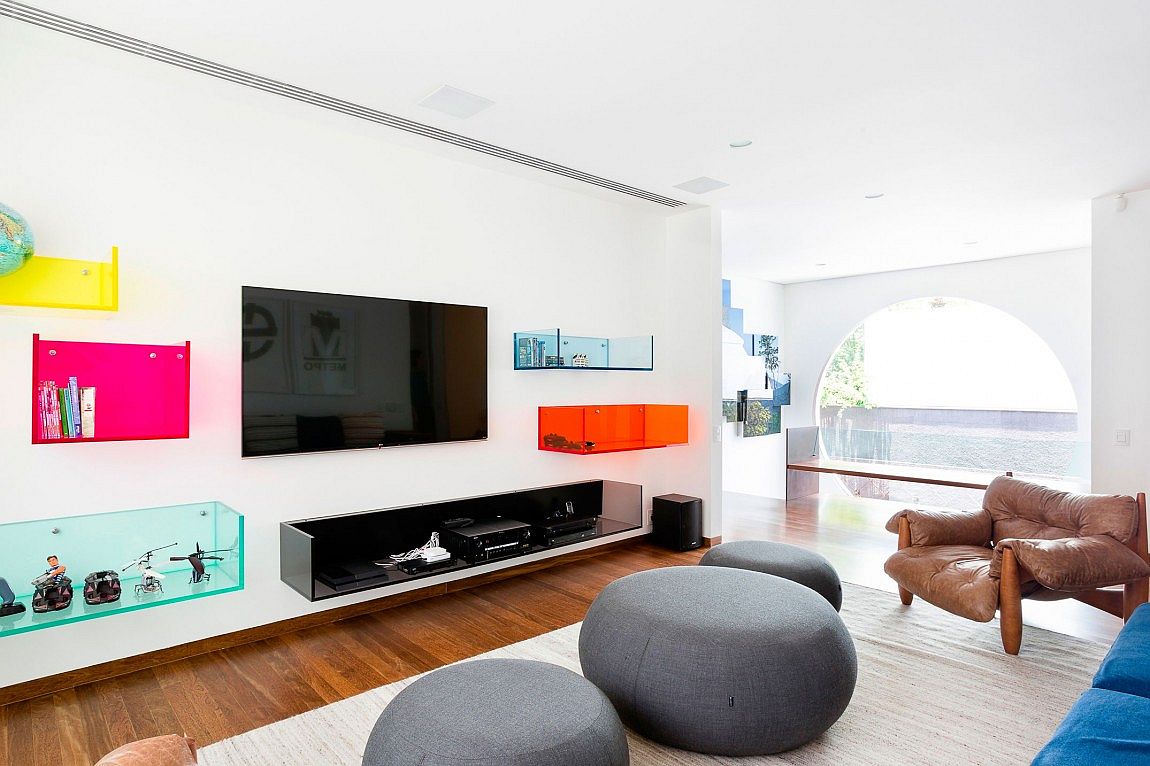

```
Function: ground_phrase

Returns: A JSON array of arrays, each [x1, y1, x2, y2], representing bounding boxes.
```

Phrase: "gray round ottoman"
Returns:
[[700, 540, 843, 610], [363, 658, 628, 766], [579, 566, 856, 756]]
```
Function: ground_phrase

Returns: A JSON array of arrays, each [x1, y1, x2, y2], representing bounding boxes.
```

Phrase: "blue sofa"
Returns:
[[1033, 603, 1150, 764]]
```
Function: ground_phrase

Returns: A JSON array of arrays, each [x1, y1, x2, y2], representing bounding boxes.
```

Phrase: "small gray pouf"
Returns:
[[700, 540, 843, 611], [579, 566, 856, 756], [363, 658, 628, 766]]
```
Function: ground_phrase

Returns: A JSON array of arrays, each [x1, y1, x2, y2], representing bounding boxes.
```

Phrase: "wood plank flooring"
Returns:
[[0, 493, 1124, 766]]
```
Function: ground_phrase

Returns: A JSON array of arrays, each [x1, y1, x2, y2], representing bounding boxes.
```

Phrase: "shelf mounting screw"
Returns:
[[80, 268, 90, 276], [149, 352, 157, 359], [48, 349, 57, 356], [50, 527, 60, 535]]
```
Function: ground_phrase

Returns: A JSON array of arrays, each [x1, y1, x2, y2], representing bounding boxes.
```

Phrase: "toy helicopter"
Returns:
[[124, 543, 177, 596], [170, 542, 229, 585]]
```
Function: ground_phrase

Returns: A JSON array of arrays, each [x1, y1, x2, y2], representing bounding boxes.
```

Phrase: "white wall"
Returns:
[[0, 26, 718, 686], [721, 277, 787, 498], [784, 248, 1092, 483], [1092, 189, 1150, 494]]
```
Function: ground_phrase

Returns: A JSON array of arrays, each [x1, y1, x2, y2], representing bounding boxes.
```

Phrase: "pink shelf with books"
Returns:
[[31, 334, 191, 444]]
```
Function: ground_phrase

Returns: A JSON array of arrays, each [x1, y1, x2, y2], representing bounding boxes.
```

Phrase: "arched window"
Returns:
[[816, 297, 1083, 505]]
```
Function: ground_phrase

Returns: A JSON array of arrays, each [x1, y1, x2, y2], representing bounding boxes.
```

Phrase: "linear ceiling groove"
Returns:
[[0, 0, 684, 207]]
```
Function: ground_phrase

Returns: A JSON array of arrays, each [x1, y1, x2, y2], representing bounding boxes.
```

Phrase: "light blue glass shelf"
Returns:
[[513, 329, 653, 370], [0, 501, 243, 638]]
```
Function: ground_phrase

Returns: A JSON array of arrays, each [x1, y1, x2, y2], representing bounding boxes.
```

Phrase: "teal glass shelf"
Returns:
[[513, 329, 653, 370], [0, 501, 243, 638]]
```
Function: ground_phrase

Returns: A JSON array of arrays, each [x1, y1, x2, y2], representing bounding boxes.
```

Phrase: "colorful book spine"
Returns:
[[48, 382, 62, 439], [37, 382, 50, 440], [68, 376, 82, 438], [80, 387, 96, 438], [58, 387, 72, 438]]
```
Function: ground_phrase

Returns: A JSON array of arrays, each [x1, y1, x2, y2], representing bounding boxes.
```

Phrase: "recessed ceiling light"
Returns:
[[729, 139, 753, 148], [963, 240, 980, 245], [418, 85, 495, 119], [815, 262, 827, 267], [673, 176, 730, 194], [864, 193, 885, 199]]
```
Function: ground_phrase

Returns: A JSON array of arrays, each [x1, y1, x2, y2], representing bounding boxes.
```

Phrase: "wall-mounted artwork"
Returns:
[[768, 371, 791, 406], [722, 399, 738, 423], [291, 303, 357, 395], [743, 398, 782, 438], [242, 297, 291, 393], [722, 280, 791, 436]]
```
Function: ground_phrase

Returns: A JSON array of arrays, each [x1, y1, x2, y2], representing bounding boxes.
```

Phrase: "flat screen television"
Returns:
[[242, 286, 487, 457]]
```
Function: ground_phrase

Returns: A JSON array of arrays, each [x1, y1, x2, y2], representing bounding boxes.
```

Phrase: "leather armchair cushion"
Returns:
[[984, 475, 1140, 544], [883, 508, 992, 547], [990, 535, 1150, 592], [884, 545, 999, 622]]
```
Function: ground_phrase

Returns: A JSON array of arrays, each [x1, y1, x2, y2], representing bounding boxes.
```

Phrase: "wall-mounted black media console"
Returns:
[[280, 479, 643, 601]]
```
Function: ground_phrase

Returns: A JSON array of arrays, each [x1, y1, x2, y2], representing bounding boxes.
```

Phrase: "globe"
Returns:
[[0, 202, 35, 277]]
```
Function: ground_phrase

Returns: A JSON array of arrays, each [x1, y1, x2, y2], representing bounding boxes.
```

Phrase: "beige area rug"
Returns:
[[200, 582, 1106, 765]]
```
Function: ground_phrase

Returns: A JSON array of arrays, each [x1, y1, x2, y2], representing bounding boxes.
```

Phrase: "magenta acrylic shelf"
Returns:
[[31, 334, 191, 444]]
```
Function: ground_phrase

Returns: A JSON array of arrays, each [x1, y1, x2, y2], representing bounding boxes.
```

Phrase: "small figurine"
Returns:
[[170, 543, 228, 585], [31, 556, 74, 613], [44, 555, 67, 583], [0, 575, 26, 617], [125, 543, 177, 596]]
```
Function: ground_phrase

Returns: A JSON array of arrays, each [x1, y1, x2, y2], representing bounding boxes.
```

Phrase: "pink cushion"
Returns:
[[95, 735, 197, 766]]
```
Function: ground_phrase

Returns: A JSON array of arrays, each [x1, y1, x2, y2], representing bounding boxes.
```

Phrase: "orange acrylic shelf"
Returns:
[[538, 404, 688, 454]]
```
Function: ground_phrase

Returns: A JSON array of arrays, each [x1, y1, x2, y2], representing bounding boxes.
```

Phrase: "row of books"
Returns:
[[517, 337, 549, 368], [37, 379, 96, 440]]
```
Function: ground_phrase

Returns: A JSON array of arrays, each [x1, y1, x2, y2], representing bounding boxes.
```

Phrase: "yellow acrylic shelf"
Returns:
[[0, 247, 119, 311]]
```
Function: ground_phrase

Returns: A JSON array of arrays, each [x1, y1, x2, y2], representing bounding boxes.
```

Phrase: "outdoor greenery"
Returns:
[[743, 399, 779, 437], [757, 334, 780, 380], [819, 325, 871, 407]]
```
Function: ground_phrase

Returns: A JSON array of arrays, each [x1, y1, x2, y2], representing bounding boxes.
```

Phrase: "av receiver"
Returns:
[[440, 518, 534, 563]]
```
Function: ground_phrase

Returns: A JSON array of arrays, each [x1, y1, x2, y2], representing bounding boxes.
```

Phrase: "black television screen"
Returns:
[[242, 286, 487, 457]]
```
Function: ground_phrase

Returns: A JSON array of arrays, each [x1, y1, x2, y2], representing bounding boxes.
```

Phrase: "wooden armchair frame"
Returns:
[[897, 493, 1149, 655]]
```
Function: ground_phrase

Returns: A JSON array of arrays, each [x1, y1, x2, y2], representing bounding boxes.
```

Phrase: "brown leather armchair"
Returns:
[[884, 476, 1150, 654]]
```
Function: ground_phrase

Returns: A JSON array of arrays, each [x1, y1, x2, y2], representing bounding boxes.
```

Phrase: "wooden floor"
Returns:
[[0, 493, 1124, 766]]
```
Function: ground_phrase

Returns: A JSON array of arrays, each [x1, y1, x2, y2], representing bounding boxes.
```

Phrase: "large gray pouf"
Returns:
[[363, 658, 628, 766], [579, 566, 856, 756], [700, 539, 844, 610]]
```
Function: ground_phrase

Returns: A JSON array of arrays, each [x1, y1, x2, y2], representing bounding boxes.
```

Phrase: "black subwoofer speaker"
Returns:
[[651, 494, 703, 551]]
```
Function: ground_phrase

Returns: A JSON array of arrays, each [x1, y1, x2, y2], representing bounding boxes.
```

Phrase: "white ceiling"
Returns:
[[18, 0, 1150, 283]]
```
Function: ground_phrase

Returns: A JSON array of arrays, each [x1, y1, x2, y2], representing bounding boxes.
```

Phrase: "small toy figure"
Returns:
[[125, 543, 177, 596], [170, 543, 228, 585], [31, 556, 74, 613], [0, 575, 26, 617], [44, 555, 67, 584]]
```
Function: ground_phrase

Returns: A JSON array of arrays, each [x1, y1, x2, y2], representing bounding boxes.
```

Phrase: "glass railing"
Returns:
[[817, 425, 1089, 486]]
